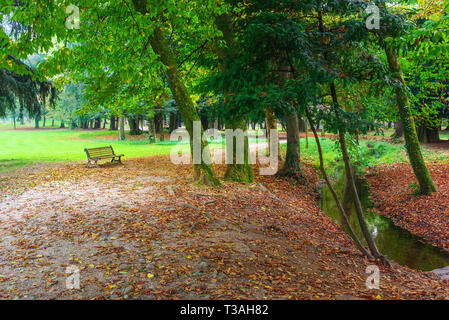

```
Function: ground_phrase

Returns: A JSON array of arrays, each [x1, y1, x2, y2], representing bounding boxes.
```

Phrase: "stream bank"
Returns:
[[319, 165, 449, 274]]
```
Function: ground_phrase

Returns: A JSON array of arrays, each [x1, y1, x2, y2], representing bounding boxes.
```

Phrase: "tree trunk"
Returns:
[[265, 106, 283, 161], [224, 118, 254, 183], [170, 112, 179, 133], [148, 117, 156, 136], [328, 82, 388, 265], [417, 124, 440, 143], [298, 117, 306, 132], [43, 116, 46, 128], [384, 45, 436, 195], [94, 118, 101, 129], [119, 117, 126, 141], [159, 116, 165, 142], [34, 115, 40, 129], [60, 121, 65, 129], [278, 110, 301, 177], [392, 121, 403, 140], [110, 116, 117, 130], [128, 116, 142, 135], [306, 107, 372, 259], [130, 3, 218, 184]]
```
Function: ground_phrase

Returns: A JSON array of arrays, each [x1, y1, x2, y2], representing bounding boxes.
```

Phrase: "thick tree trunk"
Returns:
[[94, 117, 101, 129], [119, 117, 126, 141], [34, 115, 40, 129], [214, 13, 253, 183], [278, 110, 301, 177], [169, 112, 178, 133], [224, 118, 254, 183], [110, 116, 117, 130], [60, 121, 65, 129], [392, 121, 403, 140], [148, 117, 156, 136], [130, 2, 219, 185], [128, 116, 142, 135], [384, 45, 436, 195], [417, 124, 440, 143]]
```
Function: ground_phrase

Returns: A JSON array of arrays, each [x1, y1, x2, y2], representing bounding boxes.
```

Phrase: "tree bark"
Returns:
[[306, 107, 372, 259], [34, 115, 40, 129], [391, 121, 403, 140], [110, 116, 117, 130], [119, 117, 126, 141], [384, 45, 436, 195], [131, 1, 219, 185], [265, 106, 283, 161], [329, 83, 389, 266], [215, 13, 253, 183], [278, 110, 301, 177], [148, 117, 156, 136], [417, 124, 440, 143], [224, 118, 254, 183]]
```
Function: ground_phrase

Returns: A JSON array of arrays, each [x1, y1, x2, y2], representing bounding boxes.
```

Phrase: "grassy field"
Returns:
[[0, 129, 189, 172], [1, 127, 448, 173], [0, 128, 264, 172]]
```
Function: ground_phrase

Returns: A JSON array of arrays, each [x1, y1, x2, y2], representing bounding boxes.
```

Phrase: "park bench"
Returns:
[[84, 146, 124, 168]]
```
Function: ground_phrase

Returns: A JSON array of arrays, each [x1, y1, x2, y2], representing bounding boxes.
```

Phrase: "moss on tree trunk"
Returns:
[[278, 110, 302, 178], [224, 118, 254, 183], [384, 45, 436, 195], [131, 0, 219, 186], [148, 26, 219, 185]]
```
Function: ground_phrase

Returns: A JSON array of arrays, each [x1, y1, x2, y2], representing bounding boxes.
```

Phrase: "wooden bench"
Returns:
[[84, 146, 124, 168]]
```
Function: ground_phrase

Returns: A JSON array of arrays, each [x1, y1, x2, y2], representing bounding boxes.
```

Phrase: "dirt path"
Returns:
[[0, 157, 448, 300]]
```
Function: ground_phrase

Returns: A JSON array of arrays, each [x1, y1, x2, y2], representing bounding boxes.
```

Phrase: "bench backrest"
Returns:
[[84, 146, 115, 158]]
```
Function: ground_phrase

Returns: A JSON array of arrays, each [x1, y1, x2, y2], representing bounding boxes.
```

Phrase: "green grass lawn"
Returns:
[[1, 127, 447, 173], [0, 128, 268, 172], [0, 129, 185, 172]]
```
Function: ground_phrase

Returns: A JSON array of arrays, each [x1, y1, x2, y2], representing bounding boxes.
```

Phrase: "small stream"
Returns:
[[320, 166, 449, 272]]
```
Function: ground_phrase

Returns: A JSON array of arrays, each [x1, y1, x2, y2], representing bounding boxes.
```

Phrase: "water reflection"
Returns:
[[320, 167, 449, 272]]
